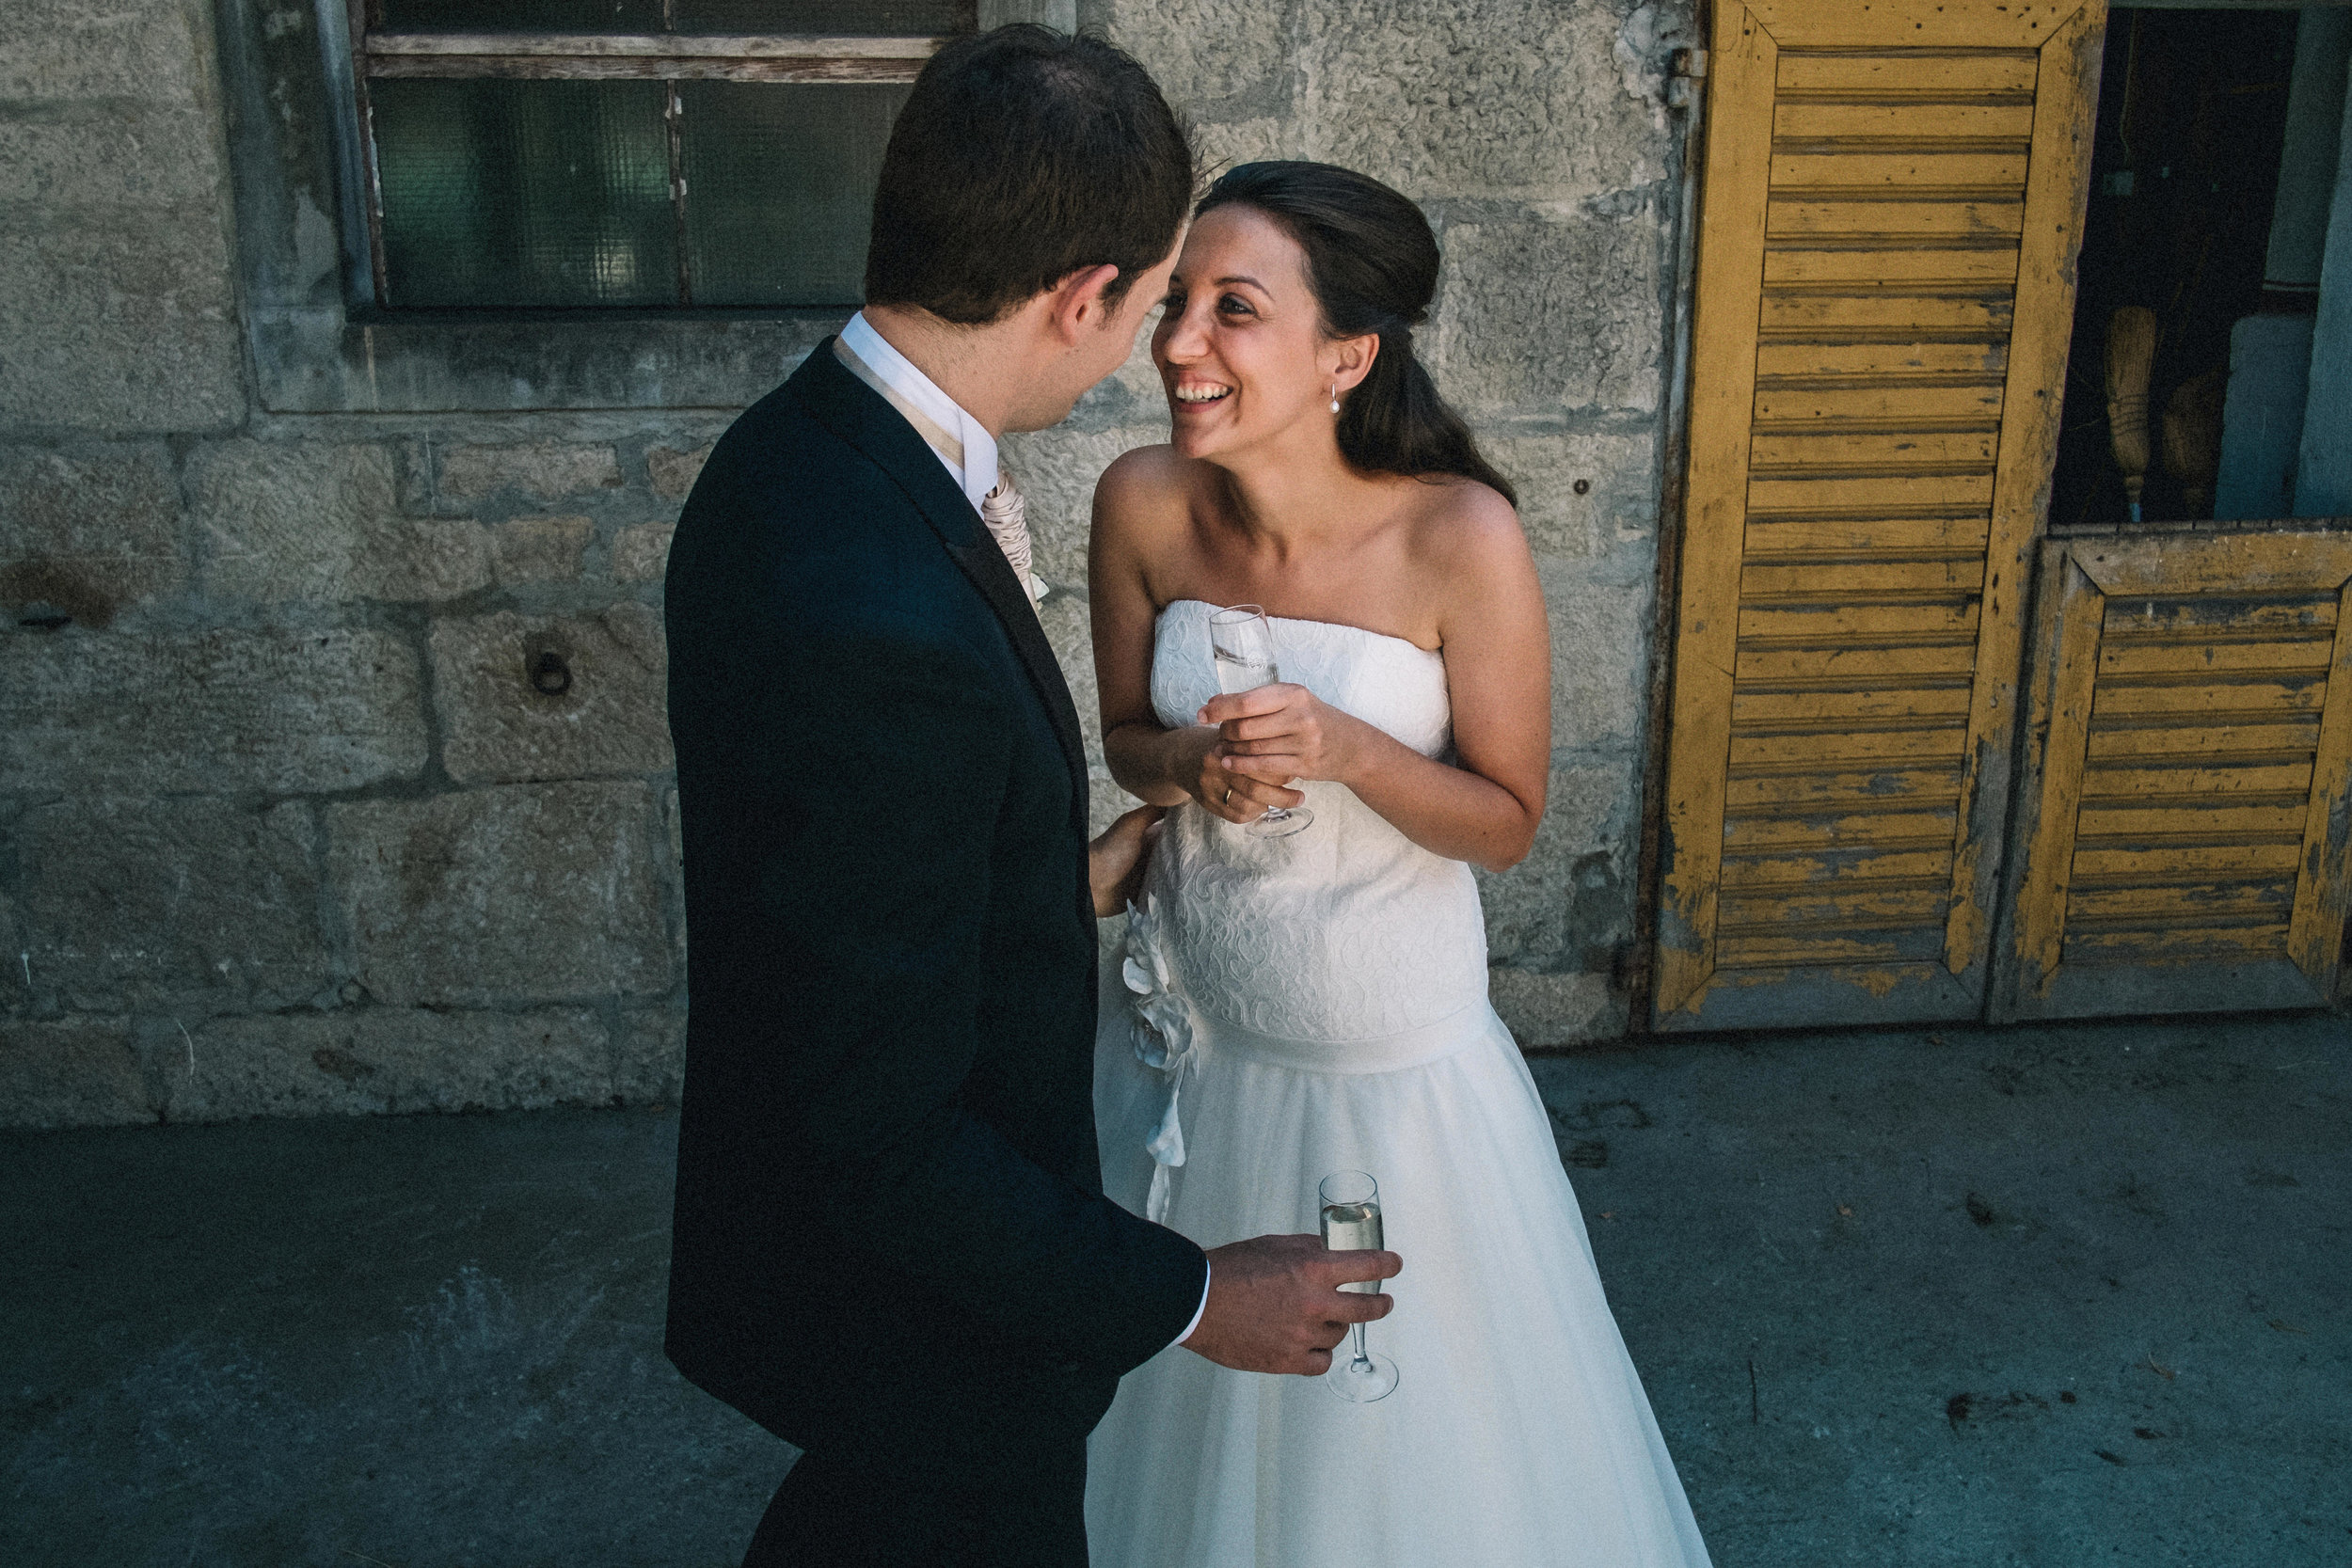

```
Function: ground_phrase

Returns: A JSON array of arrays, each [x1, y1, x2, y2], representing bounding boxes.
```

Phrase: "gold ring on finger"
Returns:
[[1223, 784, 1233, 806]]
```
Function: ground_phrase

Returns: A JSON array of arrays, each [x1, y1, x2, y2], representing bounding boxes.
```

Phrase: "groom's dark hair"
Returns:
[[864, 24, 1193, 325]]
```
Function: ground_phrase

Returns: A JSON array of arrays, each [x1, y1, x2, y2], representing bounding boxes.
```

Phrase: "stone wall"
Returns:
[[0, 0, 1694, 1128]]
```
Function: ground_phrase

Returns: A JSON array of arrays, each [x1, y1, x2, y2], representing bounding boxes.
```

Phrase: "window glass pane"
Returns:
[[373, 78, 677, 309], [375, 0, 663, 31], [680, 81, 905, 307], [673, 0, 975, 36]]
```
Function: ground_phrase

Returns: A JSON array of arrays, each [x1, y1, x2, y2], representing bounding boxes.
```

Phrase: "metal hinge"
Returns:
[[1668, 47, 1708, 110]]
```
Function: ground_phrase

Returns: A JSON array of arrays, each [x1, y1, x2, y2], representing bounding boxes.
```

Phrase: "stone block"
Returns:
[[1477, 763, 1638, 973], [0, 318, 245, 435], [611, 521, 675, 583], [1426, 208, 1664, 417], [431, 604, 672, 784], [0, 880, 24, 1012], [646, 443, 713, 499], [614, 1007, 685, 1105], [0, 443, 185, 625], [0, 214, 235, 333], [998, 424, 1163, 588], [1194, 117, 1294, 178], [0, 105, 225, 209], [0, 0, 215, 104], [194, 441, 489, 604], [1300, 0, 1673, 200], [437, 443, 623, 501], [13, 798, 327, 1014], [1101, 0, 1300, 115], [1486, 968, 1622, 1048], [1542, 562, 1650, 750], [0, 206, 242, 433], [0, 1017, 150, 1128], [166, 1007, 611, 1121], [326, 781, 672, 1007], [1481, 428, 1659, 560], [0, 626, 427, 793], [491, 515, 592, 585]]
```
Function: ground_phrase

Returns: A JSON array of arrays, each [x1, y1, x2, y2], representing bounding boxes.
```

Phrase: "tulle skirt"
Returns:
[[1087, 994, 1713, 1568]]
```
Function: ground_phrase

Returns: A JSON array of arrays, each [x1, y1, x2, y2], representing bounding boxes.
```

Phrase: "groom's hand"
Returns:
[[1088, 804, 1165, 916], [1180, 1233, 1401, 1376]]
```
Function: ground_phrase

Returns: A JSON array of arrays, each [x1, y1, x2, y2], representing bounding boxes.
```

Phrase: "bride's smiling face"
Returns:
[[1152, 204, 1371, 464]]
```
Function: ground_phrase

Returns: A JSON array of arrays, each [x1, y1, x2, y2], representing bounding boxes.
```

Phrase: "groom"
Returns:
[[663, 24, 1400, 1567]]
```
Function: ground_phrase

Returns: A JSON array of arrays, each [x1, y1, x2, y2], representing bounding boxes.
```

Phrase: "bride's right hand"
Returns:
[[1176, 725, 1306, 825]]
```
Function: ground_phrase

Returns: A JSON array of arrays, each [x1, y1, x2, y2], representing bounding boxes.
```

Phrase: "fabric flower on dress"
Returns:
[[1122, 895, 1198, 1223]]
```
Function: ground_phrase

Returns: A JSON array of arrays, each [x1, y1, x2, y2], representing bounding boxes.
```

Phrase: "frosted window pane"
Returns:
[[680, 81, 907, 307], [374, 78, 677, 309]]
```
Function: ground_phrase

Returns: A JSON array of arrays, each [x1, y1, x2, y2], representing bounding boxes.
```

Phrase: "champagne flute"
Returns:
[[1318, 1169, 1399, 1402], [1206, 605, 1313, 839]]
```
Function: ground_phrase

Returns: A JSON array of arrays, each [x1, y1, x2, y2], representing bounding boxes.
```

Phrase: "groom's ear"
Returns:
[[1043, 263, 1127, 341]]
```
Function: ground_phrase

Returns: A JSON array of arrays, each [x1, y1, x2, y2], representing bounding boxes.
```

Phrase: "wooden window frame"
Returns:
[[343, 7, 959, 309]]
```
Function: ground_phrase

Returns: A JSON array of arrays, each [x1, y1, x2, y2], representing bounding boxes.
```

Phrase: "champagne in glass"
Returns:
[[1317, 1169, 1399, 1402], [1206, 605, 1313, 839]]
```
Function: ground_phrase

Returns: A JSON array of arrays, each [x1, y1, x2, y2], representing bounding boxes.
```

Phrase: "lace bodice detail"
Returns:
[[1138, 600, 1489, 1043]]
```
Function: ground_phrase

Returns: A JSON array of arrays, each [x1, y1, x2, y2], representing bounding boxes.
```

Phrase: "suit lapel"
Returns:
[[787, 341, 1090, 818]]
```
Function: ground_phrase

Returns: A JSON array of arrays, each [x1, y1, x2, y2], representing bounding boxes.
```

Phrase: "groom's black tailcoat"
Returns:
[[663, 342, 1207, 1492]]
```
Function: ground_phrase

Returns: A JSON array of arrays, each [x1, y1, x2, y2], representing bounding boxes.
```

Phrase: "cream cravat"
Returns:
[[977, 471, 1039, 604], [832, 336, 1042, 609]]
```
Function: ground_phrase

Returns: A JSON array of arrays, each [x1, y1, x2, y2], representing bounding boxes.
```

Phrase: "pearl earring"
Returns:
[[1329, 382, 1342, 415]]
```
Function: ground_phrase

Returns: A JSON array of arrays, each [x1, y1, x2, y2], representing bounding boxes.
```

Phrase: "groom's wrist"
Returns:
[[1171, 1259, 1212, 1349]]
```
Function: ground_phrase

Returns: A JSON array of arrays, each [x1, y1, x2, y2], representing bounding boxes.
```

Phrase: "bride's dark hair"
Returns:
[[1194, 161, 1516, 506]]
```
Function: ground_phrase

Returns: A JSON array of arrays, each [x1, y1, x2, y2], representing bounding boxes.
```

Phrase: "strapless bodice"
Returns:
[[1134, 600, 1489, 1045]]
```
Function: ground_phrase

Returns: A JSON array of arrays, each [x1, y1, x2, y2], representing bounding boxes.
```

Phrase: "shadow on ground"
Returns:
[[5, 1012, 2346, 1565]]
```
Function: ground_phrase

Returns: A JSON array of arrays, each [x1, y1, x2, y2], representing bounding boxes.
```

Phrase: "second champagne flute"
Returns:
[[1206, 605, 1313, 839], [1318, 1169, 1399, 1402]]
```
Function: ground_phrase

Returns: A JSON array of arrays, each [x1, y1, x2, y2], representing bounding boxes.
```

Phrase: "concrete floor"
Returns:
[[5, 1012, 2346, 1567]]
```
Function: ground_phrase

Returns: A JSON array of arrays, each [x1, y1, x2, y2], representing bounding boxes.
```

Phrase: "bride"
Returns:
[[1085, 162, 1714, 1566]]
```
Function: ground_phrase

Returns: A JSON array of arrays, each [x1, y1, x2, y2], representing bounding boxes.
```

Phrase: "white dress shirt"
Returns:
[[832, 311, 1213, 1353], [837, 311, 1001, 512]]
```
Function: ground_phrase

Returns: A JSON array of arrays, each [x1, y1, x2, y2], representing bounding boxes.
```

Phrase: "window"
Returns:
[[345, 1, 975, 309]]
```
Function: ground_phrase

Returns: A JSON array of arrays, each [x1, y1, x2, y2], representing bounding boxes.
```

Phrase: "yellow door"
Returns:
[[1994, 531, 2352, 1019], [1654, 0, 2105, 1029]]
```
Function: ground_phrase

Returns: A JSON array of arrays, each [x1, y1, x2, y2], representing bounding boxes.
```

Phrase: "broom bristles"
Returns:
[[2106, 306, 2158, 503]]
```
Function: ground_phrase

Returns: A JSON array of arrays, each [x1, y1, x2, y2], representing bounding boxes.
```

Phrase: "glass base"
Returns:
[[1325, 1350, 1399, 1402], [1248, 806, 1313, 839]]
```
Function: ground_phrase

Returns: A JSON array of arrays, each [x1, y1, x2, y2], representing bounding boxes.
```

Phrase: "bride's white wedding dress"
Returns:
[[1087, 599, 1712, 1568]]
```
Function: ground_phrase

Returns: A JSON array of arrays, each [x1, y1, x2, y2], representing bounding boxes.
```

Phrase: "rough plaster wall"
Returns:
[[0, 0, 1693, 1129]]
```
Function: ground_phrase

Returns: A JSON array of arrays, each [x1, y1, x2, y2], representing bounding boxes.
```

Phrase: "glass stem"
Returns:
[[1350, 1322, 1371, 1370]]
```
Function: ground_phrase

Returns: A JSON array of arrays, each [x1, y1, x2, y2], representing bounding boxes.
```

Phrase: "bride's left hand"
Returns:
[[1198, 684, 1369, 795]]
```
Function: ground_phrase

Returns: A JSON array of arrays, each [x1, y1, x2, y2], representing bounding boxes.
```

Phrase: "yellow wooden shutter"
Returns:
[[1654, 0, 2104, 1028], [1994, 531, 2352, 1018]]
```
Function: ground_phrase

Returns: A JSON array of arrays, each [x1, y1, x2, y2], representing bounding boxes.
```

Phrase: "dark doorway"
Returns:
[[2049, 6, 2300, 531]]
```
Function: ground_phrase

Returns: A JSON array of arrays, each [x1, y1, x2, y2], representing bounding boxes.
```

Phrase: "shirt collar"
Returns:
[[838, 311, 999, 511]]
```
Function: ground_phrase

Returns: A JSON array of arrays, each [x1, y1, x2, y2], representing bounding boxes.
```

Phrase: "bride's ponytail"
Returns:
[[1194, 163, 1516, 506]]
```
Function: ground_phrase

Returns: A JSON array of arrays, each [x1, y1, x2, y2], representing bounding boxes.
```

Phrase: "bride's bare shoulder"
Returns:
[[1095, 445, 1215, 536], [1403, 475, 1530, 577]]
